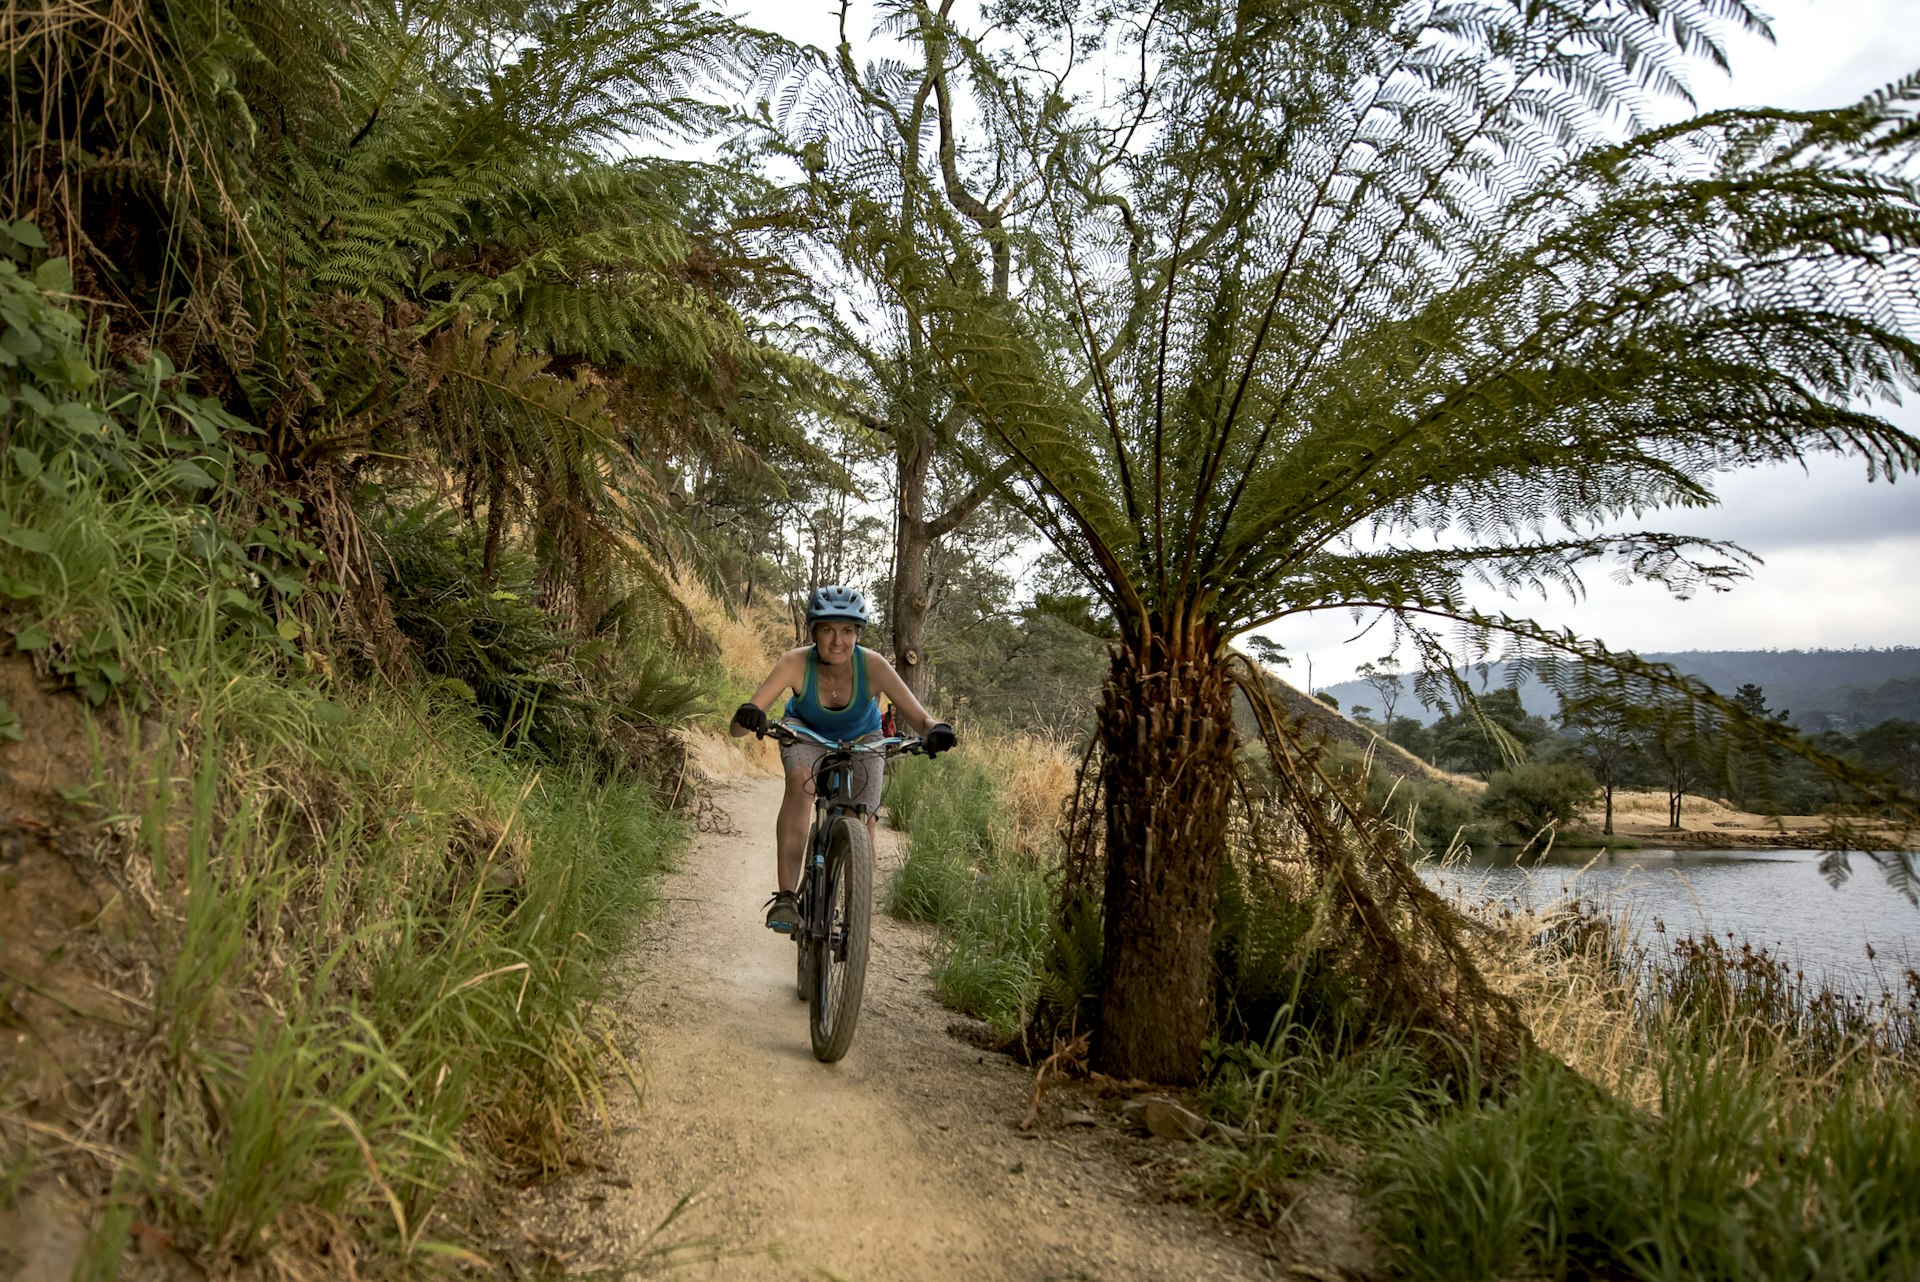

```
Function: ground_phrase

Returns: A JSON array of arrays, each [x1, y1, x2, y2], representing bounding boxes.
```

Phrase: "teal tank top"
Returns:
[[785, 645, 883, 739]]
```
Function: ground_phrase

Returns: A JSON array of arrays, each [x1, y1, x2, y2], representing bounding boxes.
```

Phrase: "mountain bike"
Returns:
[[760, 723, 927, 1062]]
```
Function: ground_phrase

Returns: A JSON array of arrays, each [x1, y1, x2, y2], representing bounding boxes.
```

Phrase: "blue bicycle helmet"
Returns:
[[805, 584, 870, 628]]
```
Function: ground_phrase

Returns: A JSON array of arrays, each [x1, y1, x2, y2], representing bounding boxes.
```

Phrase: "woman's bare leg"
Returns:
[[777, 769, 812, 892]]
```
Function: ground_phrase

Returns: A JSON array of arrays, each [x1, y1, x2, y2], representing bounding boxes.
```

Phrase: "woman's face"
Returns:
[[812, 620, 860, 665]]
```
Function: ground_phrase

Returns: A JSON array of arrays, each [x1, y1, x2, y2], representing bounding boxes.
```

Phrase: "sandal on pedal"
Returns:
[[763, 890, 801, 933]]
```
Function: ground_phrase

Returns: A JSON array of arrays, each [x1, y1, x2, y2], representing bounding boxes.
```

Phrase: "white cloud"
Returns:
[[1686, 1, 1920, 113]]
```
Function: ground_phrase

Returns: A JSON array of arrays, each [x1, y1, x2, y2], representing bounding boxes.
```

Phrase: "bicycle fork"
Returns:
[[797, 831, 832, 941], [802, 847, 827, 939]]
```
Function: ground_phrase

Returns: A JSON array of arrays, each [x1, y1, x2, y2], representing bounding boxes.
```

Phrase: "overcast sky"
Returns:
[[1284, 1, 1920, 685], [734, 1, 1920, 685]]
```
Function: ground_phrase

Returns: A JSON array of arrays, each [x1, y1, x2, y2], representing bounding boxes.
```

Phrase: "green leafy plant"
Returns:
[[0, 231, 312, 706], [1479, 762, 1600, 846]]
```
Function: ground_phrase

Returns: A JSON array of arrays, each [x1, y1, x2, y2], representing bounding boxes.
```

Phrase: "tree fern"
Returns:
[[852, 0, 1920, 1081], [6, 0, 817, 658]]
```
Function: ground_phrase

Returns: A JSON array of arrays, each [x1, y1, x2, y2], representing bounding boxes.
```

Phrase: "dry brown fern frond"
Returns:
[[1232, 655, 1539, 1086]]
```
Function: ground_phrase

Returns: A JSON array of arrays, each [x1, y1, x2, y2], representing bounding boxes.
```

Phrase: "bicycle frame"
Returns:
[[781, 723, 919, 819], [790, 727, 910, 934], [765, 722, 924, 1061]]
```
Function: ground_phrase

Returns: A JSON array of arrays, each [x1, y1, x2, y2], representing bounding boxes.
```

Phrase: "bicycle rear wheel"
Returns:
[[795, 933, 814, 1001], [808, 813, 871, 1062]]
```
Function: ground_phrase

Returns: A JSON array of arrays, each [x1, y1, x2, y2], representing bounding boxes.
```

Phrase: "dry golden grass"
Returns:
[[1610, 789, 1742, 821], [1596, 790, 1835, 841], [669, 569, 786, 690], [1462, 891, 1666, 1107], [667, 572, 787, 779], [685, 726, 781, 780], [992, 732, 1077, 860], [1452, 871, 1920, 1113]]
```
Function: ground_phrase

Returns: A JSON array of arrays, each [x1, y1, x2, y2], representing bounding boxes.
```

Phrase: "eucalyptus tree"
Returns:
[[1559, 696, 1642, 836], [884, 1, 1920, 1080], [775, 0, 1029, 698], [1358, 659, 1406, 723]]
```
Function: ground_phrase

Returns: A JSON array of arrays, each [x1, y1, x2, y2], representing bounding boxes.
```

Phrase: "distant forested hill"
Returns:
[[1318, 648, 1920, 731]]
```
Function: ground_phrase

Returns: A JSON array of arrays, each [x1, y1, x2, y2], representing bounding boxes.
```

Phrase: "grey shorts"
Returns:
[[779, 731, 885, 812]]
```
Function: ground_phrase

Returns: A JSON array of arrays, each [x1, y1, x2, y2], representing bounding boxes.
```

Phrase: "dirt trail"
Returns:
[[519, 777, 1293, 1281]]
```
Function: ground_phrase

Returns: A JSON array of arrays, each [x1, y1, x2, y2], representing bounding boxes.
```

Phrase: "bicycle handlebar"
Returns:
[[759, 721, 928, 758]]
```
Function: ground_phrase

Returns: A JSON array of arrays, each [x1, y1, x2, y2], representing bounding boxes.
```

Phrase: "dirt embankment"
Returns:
[[1232, 670, 1475, 790], [512, 773, 1364, 1281], [0, 656, 147, 1277]]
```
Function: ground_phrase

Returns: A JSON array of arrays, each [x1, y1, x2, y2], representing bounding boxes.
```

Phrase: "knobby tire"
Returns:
[[808, 813, 871, 1063]]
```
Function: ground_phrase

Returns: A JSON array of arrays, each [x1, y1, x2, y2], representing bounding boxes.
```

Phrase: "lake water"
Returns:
[[1418, 847, 1920, 992]]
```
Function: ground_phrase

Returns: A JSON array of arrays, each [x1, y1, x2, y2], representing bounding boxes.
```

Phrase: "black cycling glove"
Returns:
[[733, 702, 768, 736], [924, 722, 956, 757]]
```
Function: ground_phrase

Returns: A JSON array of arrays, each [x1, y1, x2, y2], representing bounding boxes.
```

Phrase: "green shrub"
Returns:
[[1478, 761, 1598, 844], [367, 498, 711, 774], [1211, 857, 1363, 1044], [1366, 771, 1482, 854], [0, 232, 311, 708], [370, 498, 573, 737]]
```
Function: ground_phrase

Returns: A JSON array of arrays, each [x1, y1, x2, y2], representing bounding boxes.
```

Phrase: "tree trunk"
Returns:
[[891, 435, 934, 702], [1602, 772, 1614, 836], [1093, 633, 1238, 1084], [479, 462, 508, 589]]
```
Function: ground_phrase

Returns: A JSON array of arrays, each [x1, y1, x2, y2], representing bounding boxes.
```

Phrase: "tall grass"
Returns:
[[41, 604, 681, 1272], [0, 237, 683, 1273], [1187, 1017, 1446, 1226], [1368, 1051, 1920, 1282], [884, 736, 1070, 1037], [1355, 879, 1920, 1281]]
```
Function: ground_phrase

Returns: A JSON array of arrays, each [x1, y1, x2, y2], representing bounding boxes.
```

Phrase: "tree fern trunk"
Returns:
[[1094, 631, 1237, 1083], [480, 463, 507, 589]]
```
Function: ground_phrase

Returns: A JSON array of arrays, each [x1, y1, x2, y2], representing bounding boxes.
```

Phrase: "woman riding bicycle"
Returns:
[[729, 585, 956, 931]]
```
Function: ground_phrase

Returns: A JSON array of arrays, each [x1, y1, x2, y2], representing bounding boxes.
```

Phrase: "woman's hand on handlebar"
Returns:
[[732, 702, 768, 737], [924, 722, 956, 757]]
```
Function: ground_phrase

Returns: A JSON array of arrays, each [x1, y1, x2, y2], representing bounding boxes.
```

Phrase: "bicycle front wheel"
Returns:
[[808, 813, 872, 1063]]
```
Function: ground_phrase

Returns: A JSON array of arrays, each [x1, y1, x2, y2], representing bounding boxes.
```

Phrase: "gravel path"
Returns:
[[517, 777, 1294, 1281]]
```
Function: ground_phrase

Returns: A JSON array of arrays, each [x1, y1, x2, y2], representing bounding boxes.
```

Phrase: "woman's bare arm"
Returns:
[[731, 648, 808, 737], [863, 650, 939, 735]]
